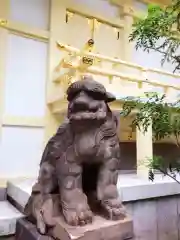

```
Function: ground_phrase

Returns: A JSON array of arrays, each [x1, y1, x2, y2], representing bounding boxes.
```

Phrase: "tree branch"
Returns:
[[148, 47, 167, 55], [143, 46, 180, 72], [157, 167, 180, 184]]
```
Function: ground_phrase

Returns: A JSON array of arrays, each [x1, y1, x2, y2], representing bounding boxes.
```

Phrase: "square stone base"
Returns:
[[15, 218, 53, 240], [16, 216, 133, 240], [52, 215, 133, 240]]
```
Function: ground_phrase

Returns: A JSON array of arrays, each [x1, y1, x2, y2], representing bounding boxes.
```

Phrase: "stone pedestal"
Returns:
[[16, 216, 133, 240], [15, 218, 53, 240]]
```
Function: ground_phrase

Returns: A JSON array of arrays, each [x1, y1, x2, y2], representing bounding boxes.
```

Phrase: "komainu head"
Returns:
[[67, 75, 116, 122]]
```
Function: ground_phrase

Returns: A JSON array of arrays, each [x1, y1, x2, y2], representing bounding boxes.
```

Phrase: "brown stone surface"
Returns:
[[15, 218, 53, 240], [24, 76, 130, 235], [52, 215, 133, 240], [15, 216, 133, 240]]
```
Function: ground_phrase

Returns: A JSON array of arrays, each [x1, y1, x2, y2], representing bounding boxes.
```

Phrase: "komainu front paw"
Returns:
[[36, 210, 47, 235], [61, 189, 93, 226], [102, 198, 126, 220], [32, 194, 59, 235], [63, 206, 93, 226]]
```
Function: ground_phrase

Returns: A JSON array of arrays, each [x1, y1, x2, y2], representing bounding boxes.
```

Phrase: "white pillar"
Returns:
[[136, 122, 153, 178], [121, 5, 134, 62]]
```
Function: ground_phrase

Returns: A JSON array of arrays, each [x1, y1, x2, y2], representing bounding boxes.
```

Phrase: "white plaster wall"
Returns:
[[0, 126, 44, 178], [4, 34, 48, 118], [1, 2, 49, 177], [2, 33, 48, 177], [73, 0, 120, 19], [9, 0, 50, 30]]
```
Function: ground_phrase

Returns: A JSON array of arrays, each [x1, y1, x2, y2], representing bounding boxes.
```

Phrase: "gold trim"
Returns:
[[55, 60, 180, 91], [56, 42, 180, 79], [0, 19, 49, 42], [66, 7, 124, 30], [0, 18, 8, 26]]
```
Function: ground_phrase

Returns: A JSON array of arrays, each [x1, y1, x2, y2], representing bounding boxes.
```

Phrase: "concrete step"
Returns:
[[6, 174, 180, 213], [7, 178, 35, 212], [0, 201, 23, 236], [0, 188, 7, 201]]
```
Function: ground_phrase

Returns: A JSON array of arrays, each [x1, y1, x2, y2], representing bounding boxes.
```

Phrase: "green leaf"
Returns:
[[129, 0, 180, 72], [122, 92, 180, 183]]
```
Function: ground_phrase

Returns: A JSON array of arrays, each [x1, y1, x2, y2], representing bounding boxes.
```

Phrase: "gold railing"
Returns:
[[53, 41, 180, 102]]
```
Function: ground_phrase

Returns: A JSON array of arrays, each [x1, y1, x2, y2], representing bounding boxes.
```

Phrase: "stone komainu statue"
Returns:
[[24, 76, 126, 234]]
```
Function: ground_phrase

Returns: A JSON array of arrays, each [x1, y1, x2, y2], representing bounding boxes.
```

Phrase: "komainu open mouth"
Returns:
[[69, 109, 106, 121]]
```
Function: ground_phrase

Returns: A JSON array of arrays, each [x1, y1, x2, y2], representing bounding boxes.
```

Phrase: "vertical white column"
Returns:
[[136, 122, 153, 178], [0, 0, 8, 140], [121, 4, 134, 62], [44, 0, 67, 144]]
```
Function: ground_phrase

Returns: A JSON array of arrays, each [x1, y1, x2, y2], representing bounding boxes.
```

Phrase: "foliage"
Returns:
[[121, 92, 180, 183], [130, 0, 180, 72], [148, 155, 180, 183]]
